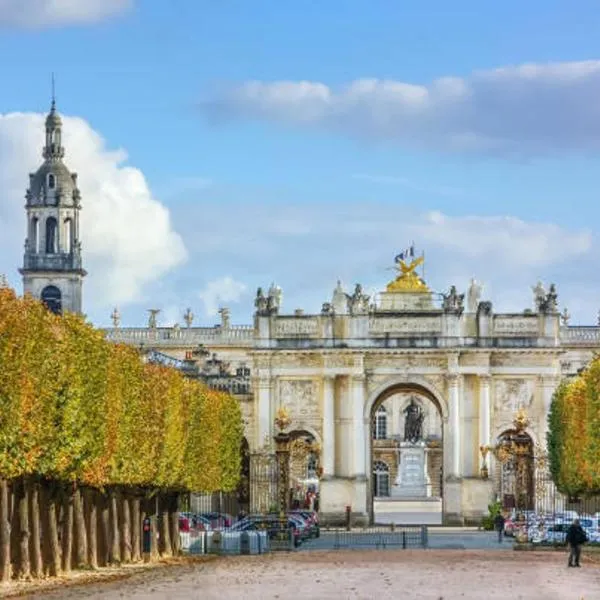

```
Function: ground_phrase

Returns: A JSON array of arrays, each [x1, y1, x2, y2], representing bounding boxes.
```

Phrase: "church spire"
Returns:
[[43, 75, 64, 161], [51, 72, 56, 111]]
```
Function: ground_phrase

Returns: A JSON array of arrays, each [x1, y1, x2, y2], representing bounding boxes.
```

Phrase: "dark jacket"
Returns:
[[566, 523, 588, 546], [493, 514, 505, 531]]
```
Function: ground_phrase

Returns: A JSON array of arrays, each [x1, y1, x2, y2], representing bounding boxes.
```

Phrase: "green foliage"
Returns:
[[481, 500, 502, 531], [0, 288, 243, 493], [548, 360, 600, 496]]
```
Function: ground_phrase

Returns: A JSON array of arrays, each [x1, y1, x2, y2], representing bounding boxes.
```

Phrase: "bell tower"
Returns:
[[19, 91, 86, 315]]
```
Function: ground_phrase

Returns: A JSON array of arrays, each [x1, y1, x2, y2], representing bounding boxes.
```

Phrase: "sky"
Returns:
[[1, 0, 600, 327]]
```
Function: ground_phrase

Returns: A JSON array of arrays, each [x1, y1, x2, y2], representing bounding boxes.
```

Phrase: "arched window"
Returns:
[[373, 460, 390, 497], [372, 405, 388, 440], [64, 218, 72, 253], [45, 217, 58, 254], [41, 285, 62, 315], [30, 217, 39, 252], [48, 174, 55, 189]]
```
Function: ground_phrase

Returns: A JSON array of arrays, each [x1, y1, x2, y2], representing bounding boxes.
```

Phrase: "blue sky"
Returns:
[[1, 0, 600, 326]]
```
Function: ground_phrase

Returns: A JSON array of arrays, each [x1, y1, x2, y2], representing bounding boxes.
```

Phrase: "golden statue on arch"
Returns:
[[386, 248, 429, 293]]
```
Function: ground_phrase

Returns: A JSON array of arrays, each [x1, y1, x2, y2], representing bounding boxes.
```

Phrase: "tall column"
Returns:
[[448, 374, 461, 477], [352, 374, 366, 477], [322, 375, 336, 477], [478, 375, 491, 470], [256, 377, 272, 448], [540, 376, 558, 446]]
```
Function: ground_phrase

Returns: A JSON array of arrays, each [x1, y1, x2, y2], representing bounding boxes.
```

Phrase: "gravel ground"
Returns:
[[19, 550, 600, 600]]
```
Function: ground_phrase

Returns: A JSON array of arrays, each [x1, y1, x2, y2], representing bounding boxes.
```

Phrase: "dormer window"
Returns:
[[48, 174, 55, 189]]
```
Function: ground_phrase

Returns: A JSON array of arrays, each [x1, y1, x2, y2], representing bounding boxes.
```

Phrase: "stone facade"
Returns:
[[103, 258, 600, 525], [19, 100, 86, 315]]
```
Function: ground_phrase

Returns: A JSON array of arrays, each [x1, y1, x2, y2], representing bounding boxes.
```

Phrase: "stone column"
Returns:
[[256, 377, 272, 447], [448, 374, 461, 477], [322, 375, 336, 477], [352, 374, 366, 478], [479, 375, 491, 470], [539, 376, 558, 445]]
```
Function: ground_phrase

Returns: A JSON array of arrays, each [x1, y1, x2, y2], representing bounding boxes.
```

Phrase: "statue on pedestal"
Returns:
[[183, 307, 194, 328], [147, 308, 160, 329], [110, 307, 121, 328], [255, 287, 268, 315], [532, 281, 546, 312], [403, 398, 424, 443], [467, 278, 483, 312]]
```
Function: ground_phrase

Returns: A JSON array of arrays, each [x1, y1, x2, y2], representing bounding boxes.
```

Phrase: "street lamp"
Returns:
[[273, 406, 292, 537]]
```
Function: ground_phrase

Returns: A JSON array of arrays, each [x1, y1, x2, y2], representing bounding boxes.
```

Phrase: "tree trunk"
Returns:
[[149, 496, 159, 560], [108, 488, 120, 564], [42, 483, 61, 577], [61, 486, 74, 574], [120, 489, 132, 563], [158, 493, 171, 557], [10, 480, 20, 576], [73, 485, 87, 569], [0, 479, 11, 582], [84, 488, 98, 570], [130, 494, 141, 562], [99, 493, 110, 568], [28, 478, 42, 579], [16, 477, 30, 579], [168, 493, 180, 556]]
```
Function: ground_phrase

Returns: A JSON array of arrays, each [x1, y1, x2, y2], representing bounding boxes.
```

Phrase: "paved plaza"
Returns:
[[25, 549, 599, 600]]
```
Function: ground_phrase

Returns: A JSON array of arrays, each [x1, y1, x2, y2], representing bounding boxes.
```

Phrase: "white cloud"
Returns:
[[409, 211, 592, 267], [0, 111, 186, 310], [169, 197, 597, 324], [198, 276, 247, 317], [0, 0, 131, 27], [202, 61, 600, 155]]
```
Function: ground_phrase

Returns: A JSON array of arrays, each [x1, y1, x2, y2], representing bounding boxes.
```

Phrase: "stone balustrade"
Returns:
[[102, 321, 600, 349], [560, 326, 600, 346], [103, 325, 255, 346]]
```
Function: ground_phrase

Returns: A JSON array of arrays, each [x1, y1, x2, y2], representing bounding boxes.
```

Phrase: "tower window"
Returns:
[[30, 217, 39, 253], [45, 217, 58, 254], [41, 286, 62, 315], [48, 174, 55, 189]]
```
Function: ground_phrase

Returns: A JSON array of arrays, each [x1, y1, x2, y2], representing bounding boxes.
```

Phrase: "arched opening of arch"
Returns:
[[369, 384, 444, 524]]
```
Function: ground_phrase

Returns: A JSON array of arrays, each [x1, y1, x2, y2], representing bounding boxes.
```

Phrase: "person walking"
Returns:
[[493, 512, 506, 543], [566, 519, 588, 567]]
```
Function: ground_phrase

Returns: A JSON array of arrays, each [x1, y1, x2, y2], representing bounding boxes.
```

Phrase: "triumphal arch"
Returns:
[[105, 252, 600, 525]]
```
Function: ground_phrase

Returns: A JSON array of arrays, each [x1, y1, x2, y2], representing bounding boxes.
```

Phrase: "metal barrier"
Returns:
[[303, 525, 428, 550]]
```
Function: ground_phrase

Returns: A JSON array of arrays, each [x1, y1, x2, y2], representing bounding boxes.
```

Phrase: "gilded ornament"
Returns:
[[274, 405, 292, 432], [386, 255, 430, 293], [513, 407, 530, 432]]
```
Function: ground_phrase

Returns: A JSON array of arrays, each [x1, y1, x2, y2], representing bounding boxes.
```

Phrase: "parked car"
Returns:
[[230, 515, 302, 547], [200, 512, 233, 529], [290, 510, 320, 538]]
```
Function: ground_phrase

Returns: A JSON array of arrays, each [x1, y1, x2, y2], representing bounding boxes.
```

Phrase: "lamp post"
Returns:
[[274, 406, 292, 536]]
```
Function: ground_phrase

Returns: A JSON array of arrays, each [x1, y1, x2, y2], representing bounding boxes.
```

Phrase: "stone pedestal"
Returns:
[[391, 442, 431, 498]]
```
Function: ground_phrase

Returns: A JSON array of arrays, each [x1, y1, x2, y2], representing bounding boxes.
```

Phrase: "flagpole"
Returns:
[[422, 249, 425, 281]]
